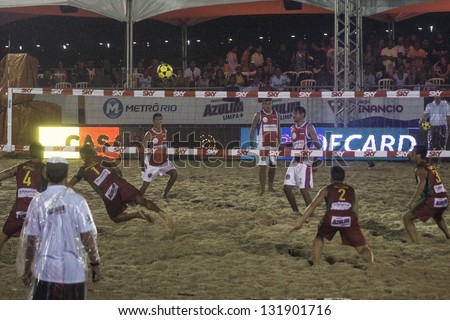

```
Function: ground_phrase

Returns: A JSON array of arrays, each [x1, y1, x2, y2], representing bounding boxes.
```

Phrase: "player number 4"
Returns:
[[22, 170, 32, 187]]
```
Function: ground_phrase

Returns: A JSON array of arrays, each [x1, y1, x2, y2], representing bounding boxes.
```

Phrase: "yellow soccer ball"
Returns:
[[421, 121, 431, 131], [157, 63, 173, 79]]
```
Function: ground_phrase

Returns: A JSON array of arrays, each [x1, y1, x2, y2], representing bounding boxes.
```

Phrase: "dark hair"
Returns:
[[29, 142, 44, 159], [153, 113, 163, 120], [79, 144, 97, 160], [331, 166, 345, 181], [294, 106, 306, 116], [414, 145, 428, 159], [46, 163, 68, 183]]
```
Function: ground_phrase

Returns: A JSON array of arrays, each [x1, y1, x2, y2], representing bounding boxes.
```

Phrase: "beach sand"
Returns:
[[1, 158, 450, 300]]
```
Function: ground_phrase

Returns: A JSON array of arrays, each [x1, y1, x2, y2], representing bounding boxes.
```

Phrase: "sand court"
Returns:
[[1, 158, 450, 299]]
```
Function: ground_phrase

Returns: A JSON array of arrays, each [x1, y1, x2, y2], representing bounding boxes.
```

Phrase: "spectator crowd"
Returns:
[[35, 31, 450, 91]]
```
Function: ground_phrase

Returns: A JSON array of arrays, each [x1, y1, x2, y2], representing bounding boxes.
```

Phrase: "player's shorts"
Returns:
[[410, 196, 448, 222], [2, 210, 26, 237], [317, 214, 367, 247], [141, 160, 176, 182], [102, 180, 141, 221], [283, 161, 313, 189], [32, 280, 85, 300], [256, 147, 278, 167]]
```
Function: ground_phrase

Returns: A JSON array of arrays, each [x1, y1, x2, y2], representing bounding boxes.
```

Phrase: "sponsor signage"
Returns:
[[39, 127, 120, 159], [241, 127, 416, 161]]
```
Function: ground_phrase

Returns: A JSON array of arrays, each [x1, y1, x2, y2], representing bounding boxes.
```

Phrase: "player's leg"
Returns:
[[283, 164, 301, 213], [139, 181, 150, 195], [299, 165, 313, 206], [267, 167, 276, 192], [403, 212, 420, 244], [259, 165, 267, 196], [312, 235, 325, 266], [140, 163, 158, 195], [283, 185, 299, 213], [433, 214, 450, 239], [163, 169, 178, 199], [136, 194, 173, 228], [0, 232, 10, 255], [355, 245, 374, 263], [300, 188, 312, 206], [114, 210, 154, 223]]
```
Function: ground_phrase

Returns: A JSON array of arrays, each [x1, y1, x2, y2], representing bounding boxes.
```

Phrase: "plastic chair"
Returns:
[[300, 79, 316, 91], [297, 70, 313, 81], [377, 78, 393, 91], [53, 73, 66, 82], [55, 82, 72, 88], [428, 77, 445, 90], [75, 82, 89, 88], [283, 71, 298, 85]]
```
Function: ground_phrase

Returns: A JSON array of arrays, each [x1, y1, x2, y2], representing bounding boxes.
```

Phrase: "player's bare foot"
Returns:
[[259, 189, 265, 196], [139, 211, 154, 224], [268, 187, 276, 193]]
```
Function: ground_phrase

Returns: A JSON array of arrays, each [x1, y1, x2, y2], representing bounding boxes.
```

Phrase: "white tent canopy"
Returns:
[[0, 0, 441, 22]]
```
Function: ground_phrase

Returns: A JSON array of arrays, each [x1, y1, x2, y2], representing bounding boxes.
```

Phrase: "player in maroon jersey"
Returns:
[[140, 113, 178, 200], [69, 144, 172, 227], [283, 106, 321, 213], [250, 98, 281, 196], [0, 142, 47, 256], [404, 144, 450, 244], [291, 166, 373, 266]]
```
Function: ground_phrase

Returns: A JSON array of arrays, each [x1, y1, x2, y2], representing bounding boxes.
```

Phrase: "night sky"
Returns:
[[1, 12, 450, 69]]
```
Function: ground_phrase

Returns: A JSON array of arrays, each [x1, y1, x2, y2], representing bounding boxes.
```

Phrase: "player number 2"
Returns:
[[22, 170, 32, 187], [338, 188, 346, 201]]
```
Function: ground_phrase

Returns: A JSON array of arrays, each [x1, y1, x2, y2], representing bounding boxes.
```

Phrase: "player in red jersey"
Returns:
[[69, 144, 172, 227], [140, 113, 178, 200], [283, 106, 321, 213], [291, 166, 373, 266], [404, 144, 450, 244], [0, 142, 47, 256], [250, 98, 280, 196]]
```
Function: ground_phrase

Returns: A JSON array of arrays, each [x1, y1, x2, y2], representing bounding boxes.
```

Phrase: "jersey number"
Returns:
[[432, 169, 442, 183], [22, 170, 32, 187], [338, 188, 346, 201]]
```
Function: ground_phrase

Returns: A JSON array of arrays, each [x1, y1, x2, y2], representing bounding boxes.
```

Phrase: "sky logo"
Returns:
[[103, 98, 124, 119]]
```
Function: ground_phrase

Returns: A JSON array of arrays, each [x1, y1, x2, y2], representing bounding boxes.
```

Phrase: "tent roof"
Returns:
[[0, 0, 446, 24]]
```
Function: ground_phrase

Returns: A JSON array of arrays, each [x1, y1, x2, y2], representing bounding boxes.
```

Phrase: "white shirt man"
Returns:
[[269, 68, 291, 90], [423, 96, 450, 126], [20, 157, 99, 299]]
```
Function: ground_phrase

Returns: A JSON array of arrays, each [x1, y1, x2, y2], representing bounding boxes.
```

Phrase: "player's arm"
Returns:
[[353, 189, 360, 217], [420, 106, 430, 123], [307, 124, 321, 150], [80, 231, 101, 282], [277, 112, 281, 146], [140, 131, 150, 170], [446, 104, 450, 130], [249, 112, 260, 148], [407, 167, 427, 209], [290, 187, 327, 232], [21, 235, 37, 286], [0, 164, 19, 182], [68, 168, 83, 187]]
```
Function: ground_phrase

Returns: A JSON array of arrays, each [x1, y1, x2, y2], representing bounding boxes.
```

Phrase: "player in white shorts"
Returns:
[[283, 106, 321, 214], [250, 98, 280, 195], [140, 113, 178, 200]]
